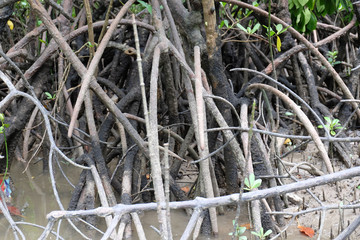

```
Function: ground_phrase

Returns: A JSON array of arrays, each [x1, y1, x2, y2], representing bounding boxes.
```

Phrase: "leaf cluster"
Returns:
[[318, 116, 343, 136], [229, 220, 247, 240], [244, 173, 262, 191], [289, 0, 351, 33]]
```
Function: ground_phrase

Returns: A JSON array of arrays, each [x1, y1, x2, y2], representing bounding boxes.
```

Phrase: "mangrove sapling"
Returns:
[[229, 220, 247, 240], [317, 117, 343, 136], [0, 113, 10, 191], [244, 173, 262, 191], [251, 227, 272, 240]]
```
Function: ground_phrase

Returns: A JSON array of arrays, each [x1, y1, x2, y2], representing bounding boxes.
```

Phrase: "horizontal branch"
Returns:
[[47, 165, 360, 219]]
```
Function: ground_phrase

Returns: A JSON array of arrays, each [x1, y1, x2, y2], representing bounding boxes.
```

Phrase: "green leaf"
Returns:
[[253, 179, 262, 189], [324, 116, 331, 123], [298, 0, 308, 7], [296, 11, 302, 24], [293, 0, 301, 8], [306, 12, 317, 31], [306, 0, 315, 10], [289, 0, 294, 9], [303, 8, 311, 25], [244, 177, 250, 188], [325, 0, 337, 15], [285, 112, 294, 116], [250, 23, 261, 34], [137, 0, 152, 15], [223, 19, 229, 28], [3, 124, 9, 128], [219, 20, 225, 28], [264, 229, 273, 237], [316, 0, 326, 15], [238, 226, 247, 235], [72, 6, 76, 18], [275, 24, 283, 33], [331, 130, 336, 136], [249, 173, 255, 184], [318, 125, 324, 128], [0, 113, 4, 123], [339, 0, 350, 12], [45, 92, 53, 99], [237, 23, 248, 33]]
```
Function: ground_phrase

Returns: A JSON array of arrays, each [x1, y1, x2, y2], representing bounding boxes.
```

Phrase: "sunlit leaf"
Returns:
[[253, 179, 262, 189], [137, 0, 152, 15], [253, 23, 261, 33], [264, 229, 272, 237], [237, 23, 248, 33], [276, 36, 282, 52]]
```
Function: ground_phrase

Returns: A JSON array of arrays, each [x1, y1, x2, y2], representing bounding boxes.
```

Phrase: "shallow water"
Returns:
[[0, 159, 316, 239]]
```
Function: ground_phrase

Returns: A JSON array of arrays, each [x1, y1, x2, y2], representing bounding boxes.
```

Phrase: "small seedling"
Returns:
[[318, 116, 343, 136], [0, 113, 9, 191], [236, 22, 261, 35], [229, 220, 247, 240], [327, 50, 341, 66], [263, 23, 290, 52], [45, 92, 56, 100], [251, 227, 272, 240], [244, 173, 262, 191]]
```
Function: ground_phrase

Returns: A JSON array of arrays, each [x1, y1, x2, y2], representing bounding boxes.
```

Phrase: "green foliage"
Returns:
[[244, 173, 262, 191], [289, 0, 352, 33], [288, 0, 317, 33], [130, 0, 152, 15], [219, 19, 230, 29], [14, 0, 30, 25], [236, 22, 261, 35], [219, 1, 259, 24], [38, 37, 48, 46], [251, 228, 272, 240], [263, 24, 289, 52], [45, 92, 56, 100], [327, 50, 341, 66], [318, 116, 343, 136], [229, 220, 247, 240], [0, 113, 9, 191]]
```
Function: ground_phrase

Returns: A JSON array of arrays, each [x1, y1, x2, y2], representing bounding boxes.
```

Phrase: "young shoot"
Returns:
[[244, 173, 262, 191], [318, 116, 343, 136], [229, 220, 247, 240], [0, 113, 9, 190], [251, 227, 272, 240], [45, 91, 56, 100]]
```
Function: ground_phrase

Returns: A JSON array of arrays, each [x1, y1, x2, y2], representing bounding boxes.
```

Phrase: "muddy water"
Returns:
[[1, 159, 310, 240]]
